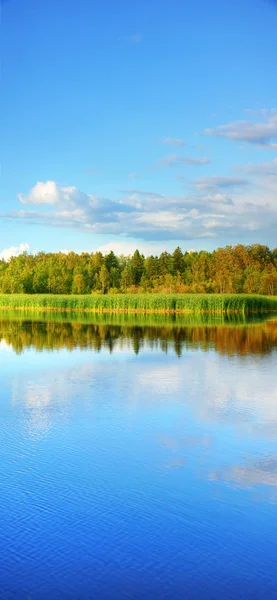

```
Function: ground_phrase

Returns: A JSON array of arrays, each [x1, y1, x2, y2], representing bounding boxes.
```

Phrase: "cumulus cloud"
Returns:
[[205, 110, 277, 149], [160, 154, 210, 167], [17, 180, 133, 225], [3, 165, 277, 245], [18, 181, 60, 205], [162, 137, 186, 147], [0, 243, 30, 261]]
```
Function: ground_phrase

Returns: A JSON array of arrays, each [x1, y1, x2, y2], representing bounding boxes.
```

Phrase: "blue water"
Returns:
[[0, 317, 277, 599]]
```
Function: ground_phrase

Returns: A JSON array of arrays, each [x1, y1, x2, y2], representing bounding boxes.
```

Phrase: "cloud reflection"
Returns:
[[2, 315, 277, 505], [210, 456, 277, 492]]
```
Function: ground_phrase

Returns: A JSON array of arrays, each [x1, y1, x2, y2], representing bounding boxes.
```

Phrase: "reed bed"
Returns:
[[0, 293, 277, 313]]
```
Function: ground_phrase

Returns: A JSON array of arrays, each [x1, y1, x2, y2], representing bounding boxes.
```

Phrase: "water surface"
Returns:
[[1, 313, 277, 599]]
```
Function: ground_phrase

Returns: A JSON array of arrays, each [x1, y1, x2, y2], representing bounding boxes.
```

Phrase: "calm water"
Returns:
[[1, 313, 277, 599]]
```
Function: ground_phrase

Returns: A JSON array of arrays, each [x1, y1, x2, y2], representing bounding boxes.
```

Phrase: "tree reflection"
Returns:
[[0, 315, 277, 357]]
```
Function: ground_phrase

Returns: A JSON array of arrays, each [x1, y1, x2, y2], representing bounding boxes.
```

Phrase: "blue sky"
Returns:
[[1, 0, 277, 258]]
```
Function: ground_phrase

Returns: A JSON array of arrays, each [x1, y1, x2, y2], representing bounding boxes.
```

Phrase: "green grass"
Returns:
[[0, 293, 277, 313]]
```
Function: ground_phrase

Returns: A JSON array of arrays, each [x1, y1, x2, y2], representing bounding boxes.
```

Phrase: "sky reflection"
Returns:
[[1, 316, 276, 502], [1, 316, 277, 599]]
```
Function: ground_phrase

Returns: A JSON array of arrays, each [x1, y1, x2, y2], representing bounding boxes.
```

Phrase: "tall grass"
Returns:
[[0, 293, 277, 313]]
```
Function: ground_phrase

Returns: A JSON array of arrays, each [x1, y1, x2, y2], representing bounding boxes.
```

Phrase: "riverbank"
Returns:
[[0, 293, 277, 314]]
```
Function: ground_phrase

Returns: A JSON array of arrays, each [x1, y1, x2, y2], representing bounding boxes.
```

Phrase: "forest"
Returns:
[[0, 243, 277, 296]]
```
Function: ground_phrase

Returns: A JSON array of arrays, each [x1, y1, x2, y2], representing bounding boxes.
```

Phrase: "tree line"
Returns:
[[0, 243, 277, 295]]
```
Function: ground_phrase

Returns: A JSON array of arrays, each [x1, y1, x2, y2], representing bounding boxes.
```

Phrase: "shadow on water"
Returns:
[[1, 310, 277, 357]]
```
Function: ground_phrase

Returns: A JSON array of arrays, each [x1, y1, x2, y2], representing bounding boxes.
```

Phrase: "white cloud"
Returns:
[[160, 154, 210, 167], [136, 211, 185, 229], [203, 219, 232, 229], [205, 110, 277, 149], [16, 181, 134, 226], [129, 172, 139, 178], [97, 239, 184, 256], [18, 181, 60, 205], [239, 158, 277, 176], [198, 231, 217, 238], [162, 137, 186, 147], [3, 165, 277, 246], [96, 241, 201, 256], [203, 193, 233, 205], [193, 176, 249, 190], [119, 189, 165, 199], [0, 243, 30, 261]]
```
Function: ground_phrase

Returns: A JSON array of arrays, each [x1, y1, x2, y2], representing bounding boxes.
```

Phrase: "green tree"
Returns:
[[260, 268, 277, 296], [158, 251, 173, 276], [130, 250, 144, 285], [99, 264, 110, 293], [121, 265, 133, 291], [72, 273, 87, 294], [172, 247, 183, 274], [105, 251, 119, 272]]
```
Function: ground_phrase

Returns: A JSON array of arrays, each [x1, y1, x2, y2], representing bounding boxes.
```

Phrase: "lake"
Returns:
[[1, 312, 277, 599]]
